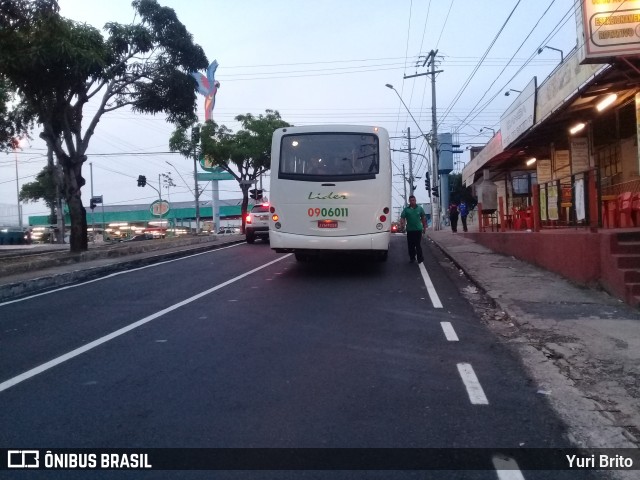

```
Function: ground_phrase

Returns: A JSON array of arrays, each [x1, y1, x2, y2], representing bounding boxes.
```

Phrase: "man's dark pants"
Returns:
[[406, 230, 424, 263]]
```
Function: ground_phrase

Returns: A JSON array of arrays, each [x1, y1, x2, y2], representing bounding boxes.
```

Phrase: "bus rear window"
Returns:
[[279, 133, 379, 181]]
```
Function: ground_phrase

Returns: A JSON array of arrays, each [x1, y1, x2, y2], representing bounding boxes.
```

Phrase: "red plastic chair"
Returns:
[[524, 206, 533, 230], [511, 207, 522, 230], [618, 192, 633, 228]]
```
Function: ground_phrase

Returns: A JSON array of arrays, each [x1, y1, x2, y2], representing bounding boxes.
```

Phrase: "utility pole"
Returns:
[[402, 164, 407, 206], [404, 49, 443, 230], [428, 50, 441, 230]]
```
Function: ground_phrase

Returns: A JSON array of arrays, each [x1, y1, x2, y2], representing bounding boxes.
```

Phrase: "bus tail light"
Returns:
[[272, 214, 279, 222], [379, 215, 387, 222], [383, 207, 390, 214]]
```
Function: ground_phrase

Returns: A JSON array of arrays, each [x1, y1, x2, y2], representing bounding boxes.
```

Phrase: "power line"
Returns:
[[439, 0, 523, 126]]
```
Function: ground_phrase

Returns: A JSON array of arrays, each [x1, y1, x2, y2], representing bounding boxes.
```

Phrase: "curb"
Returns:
[[424, 233, 519, 321]]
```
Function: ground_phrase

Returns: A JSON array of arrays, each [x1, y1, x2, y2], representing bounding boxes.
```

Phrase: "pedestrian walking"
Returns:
[[400, 195, 427, 263], [449, 202, 459, 233], [459, 200, 469, 232]]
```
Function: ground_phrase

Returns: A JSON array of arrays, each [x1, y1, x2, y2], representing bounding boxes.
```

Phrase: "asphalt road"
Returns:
[[0, 236, 604, 479]]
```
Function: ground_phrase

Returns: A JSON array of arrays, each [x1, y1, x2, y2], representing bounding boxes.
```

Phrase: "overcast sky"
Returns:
[[1, 0, 579, 224]]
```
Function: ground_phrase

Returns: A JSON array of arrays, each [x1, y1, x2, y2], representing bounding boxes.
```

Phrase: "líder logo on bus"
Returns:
[[308, 192, 348, 200]]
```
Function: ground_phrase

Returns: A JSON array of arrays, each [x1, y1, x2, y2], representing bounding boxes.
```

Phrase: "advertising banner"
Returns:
[[570, 138, 590, 173], [500, 78, 536, 149], [577, 0, 640, 62]]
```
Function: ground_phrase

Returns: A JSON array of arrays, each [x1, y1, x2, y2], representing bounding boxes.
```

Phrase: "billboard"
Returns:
[[577, 0, 640, 62], [500, 77, 537, 149]]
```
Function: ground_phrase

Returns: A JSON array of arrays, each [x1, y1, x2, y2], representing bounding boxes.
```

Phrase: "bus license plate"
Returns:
[[318, 220, 338, 229]]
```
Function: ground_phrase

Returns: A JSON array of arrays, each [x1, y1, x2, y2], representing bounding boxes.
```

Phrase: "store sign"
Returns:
[[576, 0, 640, 62], [537, 159, 552, 184], [555, 150, 571, 180], [571, 138, 590, 174], [150, 200, 170, 217], [536, 51, 605, 122], [500, 77, 536, 149], [462, 132, 503, 186]]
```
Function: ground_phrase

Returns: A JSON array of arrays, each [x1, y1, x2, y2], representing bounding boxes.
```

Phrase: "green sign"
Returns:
[[197, 171, 234, 181]]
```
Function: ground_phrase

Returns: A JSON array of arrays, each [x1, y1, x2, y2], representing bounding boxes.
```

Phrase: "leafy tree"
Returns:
[[0, 77, 34, 151], [19, 164, 59, 219], [170, 110, 291, 231], [0, 0, 208, 252]]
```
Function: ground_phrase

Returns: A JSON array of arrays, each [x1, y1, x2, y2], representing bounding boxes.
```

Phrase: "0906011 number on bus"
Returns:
[[307, 207, 349, 217]]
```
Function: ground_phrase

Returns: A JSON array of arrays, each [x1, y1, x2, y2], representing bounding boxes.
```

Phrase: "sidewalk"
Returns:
[[426, 226, 640, 457]]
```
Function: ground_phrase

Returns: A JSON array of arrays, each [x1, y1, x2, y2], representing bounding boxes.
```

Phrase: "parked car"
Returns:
[[124, 233, 155, 242], [245, 203, 270, 244], [217, 227, 240, 235]]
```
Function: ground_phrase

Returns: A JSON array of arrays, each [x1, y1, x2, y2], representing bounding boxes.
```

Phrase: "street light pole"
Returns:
[[192, 126, 201, 234]]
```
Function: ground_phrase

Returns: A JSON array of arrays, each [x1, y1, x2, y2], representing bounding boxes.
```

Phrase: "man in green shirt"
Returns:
[[400, 195, 427, 263]]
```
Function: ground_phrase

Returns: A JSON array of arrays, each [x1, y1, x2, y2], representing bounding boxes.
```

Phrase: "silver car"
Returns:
[[245, 203, 270, 244]]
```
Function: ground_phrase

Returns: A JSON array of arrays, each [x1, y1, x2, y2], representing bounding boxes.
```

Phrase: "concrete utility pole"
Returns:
[[404, 49, 443, 230], [402, 164, 407, 206]]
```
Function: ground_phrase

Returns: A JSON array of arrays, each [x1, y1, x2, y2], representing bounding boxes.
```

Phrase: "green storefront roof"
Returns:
[[29, 204, 251, 227]]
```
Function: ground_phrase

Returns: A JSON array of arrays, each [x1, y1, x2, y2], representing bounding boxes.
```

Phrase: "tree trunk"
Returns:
[[241, 186, 249, 234], [62, 160, 88, 253], [56, 195, 65, 244], [48, 148, 65, 244]]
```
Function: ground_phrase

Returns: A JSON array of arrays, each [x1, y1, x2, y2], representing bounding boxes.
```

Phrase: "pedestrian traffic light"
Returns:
[[137, 175, 146, 187], [425, 173, 430, 191], [432, 186, 439, 197]]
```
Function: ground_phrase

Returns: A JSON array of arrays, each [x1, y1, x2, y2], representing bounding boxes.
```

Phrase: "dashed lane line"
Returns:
[[440, 322, 459, 341], [492, 455, 526, 480], [418, 262, 443, 308], [0, 254, 292, 394], [457, 362, 489, 405]]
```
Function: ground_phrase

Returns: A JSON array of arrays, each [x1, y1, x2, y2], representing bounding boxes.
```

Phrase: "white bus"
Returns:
[[268, 125, 392, 261]]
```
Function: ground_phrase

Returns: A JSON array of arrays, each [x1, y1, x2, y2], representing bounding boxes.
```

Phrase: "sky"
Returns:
[[0, 0, 580, 225]]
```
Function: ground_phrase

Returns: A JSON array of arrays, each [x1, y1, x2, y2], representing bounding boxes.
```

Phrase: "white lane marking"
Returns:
[[0, 254, 292, 393], [492, 455, 525, 480], [440, 322, 459, 341], [457, 362, 489, 405], [418, 262, 443, 308], [0, 243, 244, 307]]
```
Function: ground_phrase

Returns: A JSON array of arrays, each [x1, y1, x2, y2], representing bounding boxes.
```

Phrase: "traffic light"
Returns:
[[432, 186, 439, 197], [249, 189, 263, 200], [424, 172, 430, 191], [137, 175, 147, 187]]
